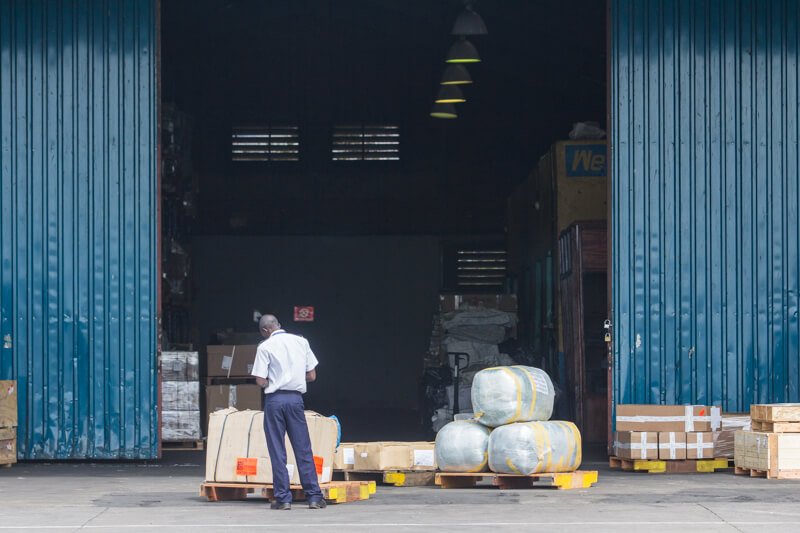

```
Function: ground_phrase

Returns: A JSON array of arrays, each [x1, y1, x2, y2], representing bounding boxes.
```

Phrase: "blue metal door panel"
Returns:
[[0, 0, 158, 459], [611, 0, 800, 413]]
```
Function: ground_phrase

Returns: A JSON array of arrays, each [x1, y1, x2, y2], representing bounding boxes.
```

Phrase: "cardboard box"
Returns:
[[687, 432, 715, 459], [333, 443, 361, 471], [0, 380, 17, 428], [161, 351, 199, 381], [658, 432, 687, 460], [616, 405, 721, 432], [205, 408, 337, 485], [713, 413, 751, 458], [353, 442, 437, 471], [206, 384, 263, 414], [614, 431, 658, 460], [206, 345, 258, 378], [439, 294, 517, 313], [0, 427, 16, 464]]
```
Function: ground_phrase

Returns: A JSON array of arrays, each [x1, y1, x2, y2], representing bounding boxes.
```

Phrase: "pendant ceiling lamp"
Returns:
[[452, 6, 488, 36], [441, 65, 473, 85], [446, 38, 480, 63], [435, 85, 466, 103], [430, 102, 458, 119]]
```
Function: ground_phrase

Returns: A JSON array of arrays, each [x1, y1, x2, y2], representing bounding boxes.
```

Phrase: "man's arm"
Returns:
[[256, 376, 269, 388], [306, 369, 316, 382]]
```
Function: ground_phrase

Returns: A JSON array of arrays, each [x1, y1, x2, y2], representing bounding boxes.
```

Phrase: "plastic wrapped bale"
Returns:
[[471, 366, 555, 427], [435, 421, 491, 472], [488, 421, 582, 475]]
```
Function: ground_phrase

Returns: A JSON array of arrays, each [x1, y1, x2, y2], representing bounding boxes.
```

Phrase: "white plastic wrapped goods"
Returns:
[[471, 366, 554, 427], [488, 421, 582, 475], [435, 421, 491, 473]]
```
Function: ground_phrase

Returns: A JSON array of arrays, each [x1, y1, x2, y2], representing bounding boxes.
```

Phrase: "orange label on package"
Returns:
[[236, 458, 258, 476]]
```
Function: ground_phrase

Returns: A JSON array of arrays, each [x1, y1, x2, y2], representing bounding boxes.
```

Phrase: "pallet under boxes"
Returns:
[[435, 471, 598, 490], [200, 480, 375, 503], [609, 456, 732, 474], [734, 431, 800, 479]]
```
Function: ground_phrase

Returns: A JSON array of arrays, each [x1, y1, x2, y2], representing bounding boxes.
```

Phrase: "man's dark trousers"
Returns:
[[263, 390, 323, 503]]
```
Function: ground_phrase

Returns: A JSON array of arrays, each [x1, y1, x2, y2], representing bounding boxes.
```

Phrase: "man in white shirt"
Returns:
[[251, 314, 325, 510]]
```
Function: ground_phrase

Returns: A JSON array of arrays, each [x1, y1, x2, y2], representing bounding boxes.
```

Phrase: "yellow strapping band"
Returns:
[[505, 457, 523, 475], [468, 452, 488, 473], [500, 368, 522, 424], [517, 367, 537, 421], [534, 423, 553, 473], [526, 422, 546, 473], [555, 421, 575, 471]]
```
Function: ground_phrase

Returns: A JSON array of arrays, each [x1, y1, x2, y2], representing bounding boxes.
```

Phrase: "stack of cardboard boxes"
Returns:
[[204, 345, 263, 434], [161, 351, 202, 441], [614, 405, 722, 461], [333, 442, 437, 472], [0, 380, 16, 467]]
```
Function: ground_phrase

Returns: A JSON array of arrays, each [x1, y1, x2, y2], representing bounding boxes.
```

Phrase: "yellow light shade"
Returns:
[[435, 85, 466, 104], [446, 39, 480, 63], [441, 65, 473, 85], [430, 103, 458, 119]]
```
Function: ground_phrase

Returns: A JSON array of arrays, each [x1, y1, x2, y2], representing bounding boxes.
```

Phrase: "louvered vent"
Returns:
[[332, 125, 400, 161], [456, 249, 507, 288], [231, 126, 299, 161]]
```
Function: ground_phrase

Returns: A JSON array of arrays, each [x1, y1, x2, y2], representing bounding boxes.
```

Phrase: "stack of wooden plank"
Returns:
[[0, 380, 17, 468], [735, 404, 800, 480]]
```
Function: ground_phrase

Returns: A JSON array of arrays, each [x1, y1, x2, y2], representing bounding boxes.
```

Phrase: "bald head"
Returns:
[[259, 314, 281, 337]]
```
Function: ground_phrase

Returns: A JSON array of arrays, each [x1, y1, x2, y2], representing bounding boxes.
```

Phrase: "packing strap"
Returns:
[[616, 406, 722, 431], [658, 432, 682, 459], [614, 432, 657, 459], [226, 346, 236, 379]]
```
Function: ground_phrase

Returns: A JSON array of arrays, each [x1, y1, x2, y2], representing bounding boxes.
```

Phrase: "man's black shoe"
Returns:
[[308, 499, 327, 509], [270, 501, 291, 510]]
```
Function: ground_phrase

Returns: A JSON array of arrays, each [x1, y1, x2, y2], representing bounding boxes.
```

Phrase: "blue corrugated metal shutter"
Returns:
[[0, 0, 158, 459], [611, 0, 800, 412]]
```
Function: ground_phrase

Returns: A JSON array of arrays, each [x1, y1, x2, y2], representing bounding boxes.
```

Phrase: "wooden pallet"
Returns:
[[609, 456, 732, 474], [435, 470, 598, 490], [200, 480, 375, 503], [163, 439, 205, 451], [734, 465, 800, 480], [336, 470, 436, 487], [751, 420, 800, 433]]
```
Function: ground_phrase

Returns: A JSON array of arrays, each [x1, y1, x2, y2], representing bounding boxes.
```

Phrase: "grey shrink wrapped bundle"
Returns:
[[488, 421, 582, 475], [471, 366, 554, 427], [435, 421, 491, 473]]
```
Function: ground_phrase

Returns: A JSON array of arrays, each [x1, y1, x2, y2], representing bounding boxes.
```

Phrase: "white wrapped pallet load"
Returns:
[[435, 421, 491, 473], [488, 421, 582, 475], [471, 366, 555, 427]]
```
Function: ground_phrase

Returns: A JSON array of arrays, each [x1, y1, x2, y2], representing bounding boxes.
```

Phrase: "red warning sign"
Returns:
[[294, 306, 314, 322]]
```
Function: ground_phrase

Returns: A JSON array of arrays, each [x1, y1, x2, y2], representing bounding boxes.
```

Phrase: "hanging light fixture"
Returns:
[[452, 5, 487, 36], [446, 38, 480, 63], [430, 102, 458, 119], [435, 85, 466, 103], [440, 65, 473, 85]]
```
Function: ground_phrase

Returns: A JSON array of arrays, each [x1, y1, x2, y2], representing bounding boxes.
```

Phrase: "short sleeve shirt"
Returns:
[[251, 330, 319, 394]]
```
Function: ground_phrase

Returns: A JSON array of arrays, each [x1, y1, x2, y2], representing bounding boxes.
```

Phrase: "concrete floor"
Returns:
[[1, 451, 799, 533]]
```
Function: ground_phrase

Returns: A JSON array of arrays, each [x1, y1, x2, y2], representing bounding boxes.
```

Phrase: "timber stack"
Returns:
[[735, 404, 800, 480], [0, 380, 17, 468]]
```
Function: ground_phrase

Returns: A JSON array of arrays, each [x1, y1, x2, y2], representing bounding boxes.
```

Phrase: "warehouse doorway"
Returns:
[[158, 0, 609, 445]]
